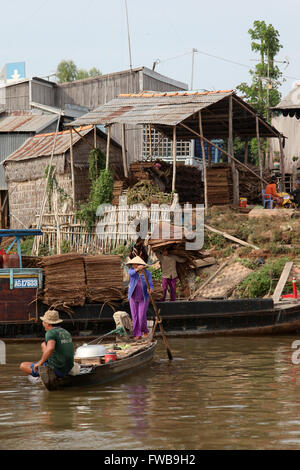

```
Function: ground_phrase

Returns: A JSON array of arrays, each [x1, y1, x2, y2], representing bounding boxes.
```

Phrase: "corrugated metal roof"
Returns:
[[68, 90, 233, 127], [4, 126, 93, 163], [0, 112, 59, 133]]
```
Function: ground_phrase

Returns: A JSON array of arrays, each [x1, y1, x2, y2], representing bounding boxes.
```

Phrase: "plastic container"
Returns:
[[240, 198, 247, 208], [3, 253, 20, 268], [105, 351, 117, 364]]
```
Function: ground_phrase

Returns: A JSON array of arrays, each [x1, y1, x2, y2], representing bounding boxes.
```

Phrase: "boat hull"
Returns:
[[39, 341, 157, 391], [1, 299, 300, 339]]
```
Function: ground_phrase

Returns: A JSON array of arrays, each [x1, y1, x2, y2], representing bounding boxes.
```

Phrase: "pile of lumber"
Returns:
[[113, 180, 129, 205], [39, 253, 86, 307], [206, 164, 231, 205], [22, 256, 42, 268], [238, 165, 270, 204], [84, 255, 125, 303]]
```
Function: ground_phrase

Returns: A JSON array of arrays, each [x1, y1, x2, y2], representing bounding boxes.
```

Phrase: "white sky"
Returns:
[[1, 0, 300, 98]]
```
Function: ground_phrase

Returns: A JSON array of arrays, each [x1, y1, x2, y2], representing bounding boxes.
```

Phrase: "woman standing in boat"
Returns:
[[127, 256, 154, 340]]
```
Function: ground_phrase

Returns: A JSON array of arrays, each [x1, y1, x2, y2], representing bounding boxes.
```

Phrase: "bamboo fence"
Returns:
[[35, 204, 176, 255]]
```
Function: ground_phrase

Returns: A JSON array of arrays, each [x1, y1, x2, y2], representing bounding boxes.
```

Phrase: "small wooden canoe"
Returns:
[[39, 340, 157, 391]]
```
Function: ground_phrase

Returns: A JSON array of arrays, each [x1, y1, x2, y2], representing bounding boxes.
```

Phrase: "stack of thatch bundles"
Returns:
[[84, 255, 125, 303], [40, 253, 86, 307]]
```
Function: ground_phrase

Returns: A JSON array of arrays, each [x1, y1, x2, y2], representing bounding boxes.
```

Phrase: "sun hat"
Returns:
[[40, 310, 63, 324], [126, 256, 148, 267]]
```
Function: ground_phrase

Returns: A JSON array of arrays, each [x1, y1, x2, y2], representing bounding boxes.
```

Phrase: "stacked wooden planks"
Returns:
[[113, 180, 129, 205], [39, 253, 86, 307], [206, 165, 231, 205], [84, 255, 125, 303]]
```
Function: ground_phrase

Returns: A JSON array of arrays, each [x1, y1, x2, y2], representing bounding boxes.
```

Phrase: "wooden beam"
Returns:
[[244, 137, 249, 165], [172, 126, 177, 192], [70, 128, 76, 206], [229, 95, 239, 206], [205, 224, 260, 250], [72, 127, 94, 150], [232, 95, 280, 138], [105, 125, 111, 171], [122, 124, 128, 178], [179, 122, 268, 184], [279, 135, 286, 192], [149, 124, 153, 161], [272, 262, 293, 304], [199, 111, 208, 214], [256, 115, 264, 197], [94, 125, 97, 149]]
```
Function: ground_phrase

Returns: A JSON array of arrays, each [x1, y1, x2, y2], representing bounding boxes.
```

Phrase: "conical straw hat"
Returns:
[[126, 256, 148, 266]]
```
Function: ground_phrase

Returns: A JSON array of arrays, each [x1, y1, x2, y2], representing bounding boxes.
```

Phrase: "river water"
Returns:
[[1, 335, 300, 450]]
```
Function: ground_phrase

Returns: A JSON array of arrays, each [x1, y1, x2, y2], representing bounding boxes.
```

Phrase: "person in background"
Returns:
[[156, 249, 185, 302], [265, 175, 283, 207], [20, 310, 74, 383], [127, 256, 153, 340], [291, 180, 300, 208]]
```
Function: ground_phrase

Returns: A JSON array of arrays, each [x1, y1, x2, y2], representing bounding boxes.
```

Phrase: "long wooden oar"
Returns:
[[142, 269, 173, 361]]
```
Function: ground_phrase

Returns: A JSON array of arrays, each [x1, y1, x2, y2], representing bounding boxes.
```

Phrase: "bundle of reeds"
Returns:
[[84, 255, 125, 303], [39, 253, 86, 307]]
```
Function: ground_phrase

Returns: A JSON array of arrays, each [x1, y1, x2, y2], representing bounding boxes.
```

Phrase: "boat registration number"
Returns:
[[14, 278, 38, 288]]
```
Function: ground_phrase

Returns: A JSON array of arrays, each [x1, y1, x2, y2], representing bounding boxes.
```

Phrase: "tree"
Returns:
[[56, 60, 102, 83], [56, 60, 77, 83], [237, 20, 283, 121]]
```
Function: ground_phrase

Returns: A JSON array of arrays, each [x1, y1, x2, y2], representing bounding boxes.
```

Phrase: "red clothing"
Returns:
[[265, 183, 280, 198]]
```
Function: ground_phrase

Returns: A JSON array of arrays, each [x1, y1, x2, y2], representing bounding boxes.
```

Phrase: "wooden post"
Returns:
[[106, 125, 111, 171], [70, 128, 76, 207], [179, 122, 268, 185], [149, 124, 153, 161], [229, 96, 239, 206], [244, 137, 249, 165], [199, 111, 208, 214], [208, 141, 212, 167], [256, 116, 264, 198], [279, 135, 286, 192], [94, 125, 97, 149], [172, 126, 177, 192], [122, 124, 128, 178]]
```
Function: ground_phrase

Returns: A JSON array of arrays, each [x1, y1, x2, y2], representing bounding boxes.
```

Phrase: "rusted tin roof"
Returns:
[[0, 112, 59, 133], [68, 90, 233, 127], [3, 126, 93, 163], [67, 90, 281, 139]]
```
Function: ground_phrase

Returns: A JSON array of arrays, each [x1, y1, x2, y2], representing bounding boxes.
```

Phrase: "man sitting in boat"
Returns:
[[20, 310, 74, 382]]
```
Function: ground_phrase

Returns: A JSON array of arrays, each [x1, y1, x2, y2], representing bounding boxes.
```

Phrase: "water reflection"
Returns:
[[124, 384, 149, 438], [1, 337, 300, 449]]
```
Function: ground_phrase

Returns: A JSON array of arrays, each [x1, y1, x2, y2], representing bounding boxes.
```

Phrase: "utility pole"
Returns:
[[125, 0, 133, 70], [191, 48, 198, 90]]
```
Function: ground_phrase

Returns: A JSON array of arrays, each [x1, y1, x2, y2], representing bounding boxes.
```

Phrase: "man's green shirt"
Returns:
[[45, 327, 74, 374]]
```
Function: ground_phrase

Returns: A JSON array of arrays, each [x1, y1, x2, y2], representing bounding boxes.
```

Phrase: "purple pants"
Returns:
[[129, 298, 149, 337], [161, 277, 177, 301]]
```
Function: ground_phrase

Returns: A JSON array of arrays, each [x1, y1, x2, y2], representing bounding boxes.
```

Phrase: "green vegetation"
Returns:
[[56, 60, 102, 83], [235, 257, 291, 298], [126, 181, 172, 206]]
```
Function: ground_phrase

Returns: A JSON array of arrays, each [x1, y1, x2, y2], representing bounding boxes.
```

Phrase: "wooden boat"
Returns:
[[39, 340, 157, 391]]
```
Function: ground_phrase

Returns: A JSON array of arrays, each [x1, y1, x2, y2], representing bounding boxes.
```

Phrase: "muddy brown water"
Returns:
[[1, 336, 300, 450]]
